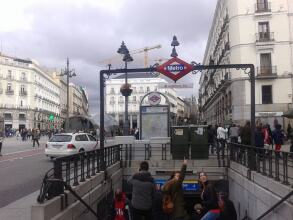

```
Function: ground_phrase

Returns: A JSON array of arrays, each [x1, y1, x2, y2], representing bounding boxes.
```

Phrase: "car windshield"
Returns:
[[49, 135, 72, 142]]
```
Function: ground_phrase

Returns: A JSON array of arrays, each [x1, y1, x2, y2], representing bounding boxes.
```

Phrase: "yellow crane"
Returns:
[[98, 44, 162, 68]]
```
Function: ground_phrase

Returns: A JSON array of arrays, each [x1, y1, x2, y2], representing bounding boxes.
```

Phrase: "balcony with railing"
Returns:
[[6, 90, 14, 95], [257, 66, 277, 79], [0, 88, 3, 94], [256, 32, 274, 43], [19, 90, 28, 96], [255, 2, 271, 13]]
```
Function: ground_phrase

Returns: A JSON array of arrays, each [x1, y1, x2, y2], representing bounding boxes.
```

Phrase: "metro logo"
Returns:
[[166, 64, 184, 72], [149, 95, 160, 102], [156, 57, 193, 82]]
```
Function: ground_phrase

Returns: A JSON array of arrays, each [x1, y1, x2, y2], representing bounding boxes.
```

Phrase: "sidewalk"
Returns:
[[0, 191, 39, 220]]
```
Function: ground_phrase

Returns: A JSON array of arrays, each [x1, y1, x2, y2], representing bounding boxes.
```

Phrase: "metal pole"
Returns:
[[124, 61, 129, 135], [66, 58, 70, 132], [100, 73, 105, 149], [250, 66, 256, 146], [249, 66, 256, 171]]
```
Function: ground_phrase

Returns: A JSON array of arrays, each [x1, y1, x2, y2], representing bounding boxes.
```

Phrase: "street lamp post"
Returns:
[[59, 58, 76, 132], [117, 41, 133, 135]]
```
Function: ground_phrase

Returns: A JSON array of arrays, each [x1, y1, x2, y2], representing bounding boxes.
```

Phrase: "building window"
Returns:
[[262, 85, 272, 104], [20, 85, 25, 93], [257, 22, 272, 41], [21, 72, 26, 80], [7, 70, 12, 79], [256, 0, 270, 12], [133, 96, 136, 101], [7, 83, 12, 91], [110, 88, 115, 94], [147, 86, 150, 92], [260, 53, 272, 75], [20, 100, 23, 107]]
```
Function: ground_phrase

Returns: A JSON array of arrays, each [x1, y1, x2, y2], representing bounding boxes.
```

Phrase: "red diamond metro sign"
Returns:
[[156, 57, 193, 82]]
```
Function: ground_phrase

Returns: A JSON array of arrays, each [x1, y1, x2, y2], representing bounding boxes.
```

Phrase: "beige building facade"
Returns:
[[0, 53, 61, 130], [199, 0, 293, 128]]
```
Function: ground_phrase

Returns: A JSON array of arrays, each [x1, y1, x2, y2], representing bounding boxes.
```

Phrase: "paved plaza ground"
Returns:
[[1, 136, 48, 155]]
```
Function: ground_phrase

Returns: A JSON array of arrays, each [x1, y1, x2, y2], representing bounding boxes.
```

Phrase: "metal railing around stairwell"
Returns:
[[227, 142, 293, 186], [256, 190, 293, 220], [37, 145, 120, 203]]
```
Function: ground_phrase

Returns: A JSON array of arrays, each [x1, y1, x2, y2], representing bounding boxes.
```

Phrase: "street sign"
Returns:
[[156, 57, 193, 82], [148, 92, 161, 105], [154, 179, 200, 191], [158, 83, 194, 89]]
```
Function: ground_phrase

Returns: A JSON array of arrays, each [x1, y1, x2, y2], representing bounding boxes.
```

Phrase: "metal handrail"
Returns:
[[37, 145, 121, 203], [256, 190, 293, 220]]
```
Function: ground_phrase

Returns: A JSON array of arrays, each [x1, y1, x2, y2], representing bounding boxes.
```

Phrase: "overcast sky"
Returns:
[[0, 0, 217, 114]]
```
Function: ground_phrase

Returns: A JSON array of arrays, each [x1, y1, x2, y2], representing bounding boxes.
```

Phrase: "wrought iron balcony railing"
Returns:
[[19, 91, 28, 96], [255, 2, 271, 13], [6, 90, 14, 95], [256, 32, 274, 42], [257, 66, 277, 76]]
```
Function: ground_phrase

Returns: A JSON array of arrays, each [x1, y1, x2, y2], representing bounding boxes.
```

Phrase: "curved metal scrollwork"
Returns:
[[191, 61, 202, 75], [150, 63, 160, 77]]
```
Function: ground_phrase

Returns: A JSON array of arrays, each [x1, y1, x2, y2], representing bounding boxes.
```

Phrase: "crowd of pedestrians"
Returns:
[[113, 160, 237, 220], [206, 120, 292, 158]]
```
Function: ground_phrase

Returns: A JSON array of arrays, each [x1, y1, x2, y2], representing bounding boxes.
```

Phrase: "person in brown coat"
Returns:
[[162, 159, 189, 220]]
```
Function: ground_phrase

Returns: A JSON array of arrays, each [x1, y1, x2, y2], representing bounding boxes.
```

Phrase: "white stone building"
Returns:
[[69, 83, 83, 116], [105, 73, 181, 129], [0, 53, 61, 130], [199, 0, 293, 128]]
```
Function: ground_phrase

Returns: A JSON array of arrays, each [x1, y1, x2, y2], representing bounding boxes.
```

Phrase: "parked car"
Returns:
[[45, 133, 98, 158]]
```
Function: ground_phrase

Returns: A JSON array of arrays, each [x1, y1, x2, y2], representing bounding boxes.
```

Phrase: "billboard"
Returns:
[[140, 105, 169, 140]]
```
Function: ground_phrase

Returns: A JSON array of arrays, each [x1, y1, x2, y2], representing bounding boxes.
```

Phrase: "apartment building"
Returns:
[[199, 0, 293, 128]]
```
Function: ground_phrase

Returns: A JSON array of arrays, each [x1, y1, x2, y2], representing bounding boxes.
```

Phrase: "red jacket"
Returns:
[[114, 193, 127, 220]]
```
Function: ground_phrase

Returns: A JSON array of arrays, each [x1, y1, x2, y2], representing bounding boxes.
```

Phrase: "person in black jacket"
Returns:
[[255, 125, 265, 159], [198, 172, 218, 216], [217, 192, 237, 220]]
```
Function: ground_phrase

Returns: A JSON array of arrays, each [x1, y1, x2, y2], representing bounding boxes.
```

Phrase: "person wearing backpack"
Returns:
[[162, 159, 189, 220]]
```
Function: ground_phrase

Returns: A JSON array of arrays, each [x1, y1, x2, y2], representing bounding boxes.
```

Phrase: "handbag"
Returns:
[[162, 194, 174, 214]]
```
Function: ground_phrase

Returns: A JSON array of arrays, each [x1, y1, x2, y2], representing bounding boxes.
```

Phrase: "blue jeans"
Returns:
[[201, 211, 220, 220]]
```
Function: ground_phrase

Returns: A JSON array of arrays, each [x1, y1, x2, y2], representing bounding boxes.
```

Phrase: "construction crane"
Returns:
[[131, 44, 161, 67], [98, 44, 162, 68]]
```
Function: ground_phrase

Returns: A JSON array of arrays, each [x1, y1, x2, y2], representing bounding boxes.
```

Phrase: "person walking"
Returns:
[[32, 129, 40, 147], [255, 125, 265, 159], [228, 124, 239, 144], [128, 161, 155, 220], [161, 159, 189, 220], [272, 124, 284, 156], [207, 125, 214, 154], [0, 129, 4, 156], [134, 128, 139, 140]]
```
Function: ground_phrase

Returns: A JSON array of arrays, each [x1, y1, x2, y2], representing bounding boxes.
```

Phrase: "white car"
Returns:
[[45, 133, 98, 158]]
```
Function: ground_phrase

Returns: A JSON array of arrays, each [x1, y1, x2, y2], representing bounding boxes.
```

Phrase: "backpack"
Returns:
[[162, 194, 174, 214]]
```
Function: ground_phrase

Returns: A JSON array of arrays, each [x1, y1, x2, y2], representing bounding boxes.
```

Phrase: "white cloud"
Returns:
[[0, 0, 217, 113]]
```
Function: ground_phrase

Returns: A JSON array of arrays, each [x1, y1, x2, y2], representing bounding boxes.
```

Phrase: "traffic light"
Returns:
[[49, 114, 54, 121]]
